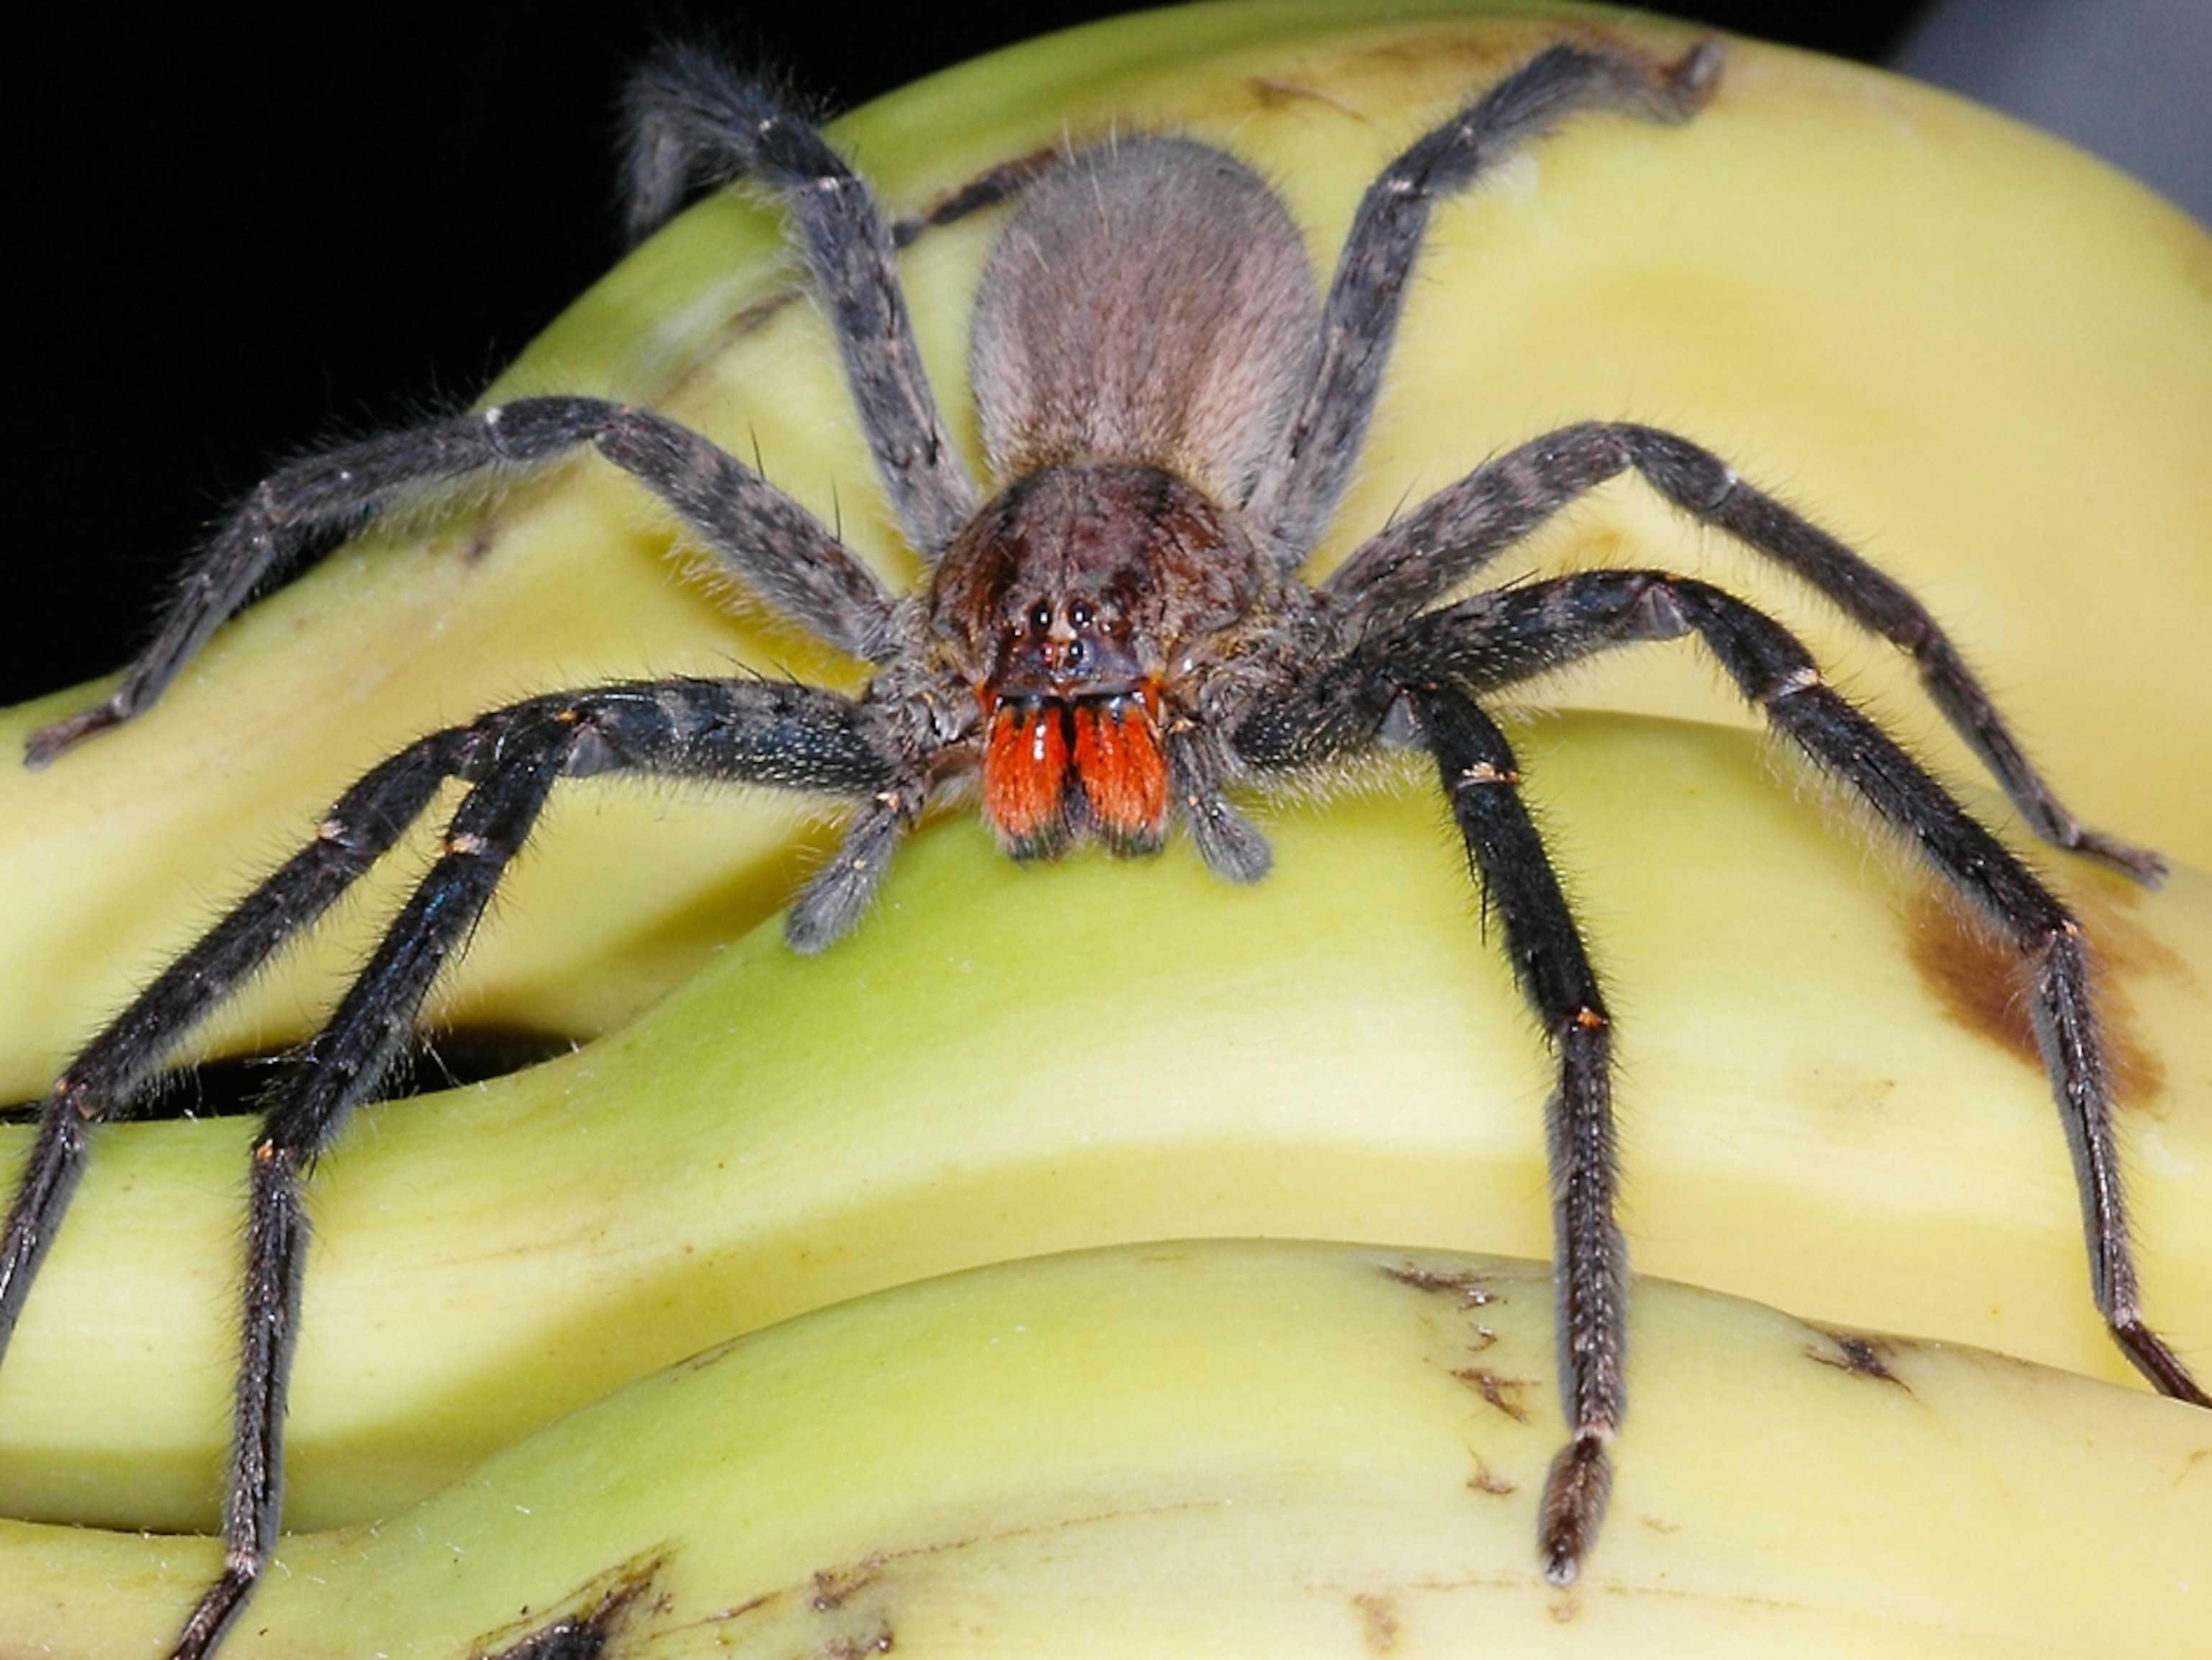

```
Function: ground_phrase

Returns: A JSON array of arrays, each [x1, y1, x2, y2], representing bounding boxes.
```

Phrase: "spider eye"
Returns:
[[1069, 599, 1094, 629], [1028, 601, 1052, 633]]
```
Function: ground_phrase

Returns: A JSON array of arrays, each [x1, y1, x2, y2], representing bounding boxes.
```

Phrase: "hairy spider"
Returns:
[[1, 31, 2202, 1659]]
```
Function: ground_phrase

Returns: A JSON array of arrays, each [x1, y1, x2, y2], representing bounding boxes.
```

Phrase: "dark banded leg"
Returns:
[[784, 773, 925, 954], [1164, 719, 1271, 884], [0, 730, 470, 1365], [166, 679, 897, 1658], [1398, 570, 2206, 1406], [167, 730, 569, 1659], [1318, 421, 2160, 882], [1245, 37, 1719, 560], [1409, 684, 1622, 1584], [24, 398, 897, 766], [621, 45, 978, 558]]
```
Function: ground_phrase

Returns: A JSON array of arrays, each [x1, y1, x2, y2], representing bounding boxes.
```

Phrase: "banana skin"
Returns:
[[2, 1242, 2207, 1656], [0, 0, 2206, 1650]]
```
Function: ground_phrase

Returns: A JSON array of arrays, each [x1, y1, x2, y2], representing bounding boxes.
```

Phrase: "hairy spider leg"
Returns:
[[1408, 571, 2206, 1406], [1243, 38, 1722, 564], [1316, 421, 2166, 882], [1235, 567, 2204, 1585], [1408, 686, 1622, 1583], [623, 44, 979, 557], [22, 399, 899, 766], [1, 680, 891, 1369], [128, 681, 897, 1659], [12, 23, 2183, 1648], [0, 731, 468, 1351], [1164, 719, 1273, 884]]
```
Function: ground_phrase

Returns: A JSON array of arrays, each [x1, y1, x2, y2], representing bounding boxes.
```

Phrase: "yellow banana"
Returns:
[[1, 715, 2208, 1541], [2, 1241, 2207, 1656], [2, 2, 2206, 1092], [0, 0, 2207, 1648]]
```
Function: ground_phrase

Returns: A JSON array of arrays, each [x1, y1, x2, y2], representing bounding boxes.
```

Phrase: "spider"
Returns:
[[1, 30, 2203, 1659]]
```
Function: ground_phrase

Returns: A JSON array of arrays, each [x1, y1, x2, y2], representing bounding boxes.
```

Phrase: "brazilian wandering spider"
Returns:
[[2, 28, 2205, 1659]]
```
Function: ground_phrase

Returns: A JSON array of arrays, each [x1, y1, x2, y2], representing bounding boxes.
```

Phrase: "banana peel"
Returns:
[[0, 0, 2208, 1643], [1, 717, 2206, 1536], [2, 1242, 2207, 1657], [2, 1, 2207, 1090]]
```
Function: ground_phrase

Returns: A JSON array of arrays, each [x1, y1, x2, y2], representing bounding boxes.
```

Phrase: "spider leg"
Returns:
[[622, 43, 979, 559], [1408, 684, 1623, 1585], [24, 398, 899, 766], [784, 771, 928, 952], [140, 678, 899, 1659], [1244, 36, 1719, 562], [1318, 421, 2164, 882], [1398, 570, 2204, 1404], [4, 678, 899, 1646], [3, 676, 891, 1359], [0, 729, 469, 1356], [1165, 719, 1272, 884]]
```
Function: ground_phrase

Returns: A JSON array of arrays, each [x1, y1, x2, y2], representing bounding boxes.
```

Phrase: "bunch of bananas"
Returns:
[[1, 3, 2205, 1652]]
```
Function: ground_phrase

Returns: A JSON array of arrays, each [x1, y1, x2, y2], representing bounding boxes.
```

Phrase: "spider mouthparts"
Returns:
[[983, 691, 1166, 858]]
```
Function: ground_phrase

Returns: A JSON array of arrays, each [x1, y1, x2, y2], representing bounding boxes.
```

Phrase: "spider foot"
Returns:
[[22, 696, 126, 768], [1537, 1431, 1614, 1586], [2112, 1316, 2211, 1407], [2070, 827, 2167, 889], [171, 1560, 255, 1660], [1667, 37, 1726, 105]]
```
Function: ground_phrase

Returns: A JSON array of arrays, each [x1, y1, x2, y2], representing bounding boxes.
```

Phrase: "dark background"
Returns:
[[0, 4, 2014, 707]]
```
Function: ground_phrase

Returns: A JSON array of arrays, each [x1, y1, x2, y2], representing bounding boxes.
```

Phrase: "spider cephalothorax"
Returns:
[[934, 462, 1285, 858], [1, 30, 2201, 1660]]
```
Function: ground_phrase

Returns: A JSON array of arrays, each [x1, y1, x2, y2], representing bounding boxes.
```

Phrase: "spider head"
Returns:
[[929, 461, 1265, 860]]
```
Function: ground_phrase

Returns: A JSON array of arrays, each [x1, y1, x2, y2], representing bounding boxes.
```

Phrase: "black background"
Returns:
[[9, 4, 1930, 708]]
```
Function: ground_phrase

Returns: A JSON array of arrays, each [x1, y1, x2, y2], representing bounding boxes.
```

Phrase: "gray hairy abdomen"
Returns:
[[969, 137, 1318, 505]]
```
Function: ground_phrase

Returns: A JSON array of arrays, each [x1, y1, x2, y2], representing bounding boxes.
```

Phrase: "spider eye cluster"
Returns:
[[1006, 592, 1126, 688]]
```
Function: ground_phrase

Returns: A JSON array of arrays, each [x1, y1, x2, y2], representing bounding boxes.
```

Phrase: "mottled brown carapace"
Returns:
[[933, 463, 1272, 858]]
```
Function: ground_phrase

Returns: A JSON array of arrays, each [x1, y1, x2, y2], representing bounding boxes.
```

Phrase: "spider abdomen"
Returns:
[[968, 135, 1318, 503]]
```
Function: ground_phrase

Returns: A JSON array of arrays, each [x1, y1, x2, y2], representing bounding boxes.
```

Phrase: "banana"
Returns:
[[0, 717, 2205, 1539], [2, 2, 2206, 1093], [0, 0, 2207, 1638], [1, 1241, 2206, 1656]]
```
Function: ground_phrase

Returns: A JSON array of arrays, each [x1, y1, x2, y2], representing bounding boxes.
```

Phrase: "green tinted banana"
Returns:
[[2, 1, 2205, 1093], [0, 717, 2204, 1534], [2, 1242, 2206, 1656], [0, 0, 2206, 1625]]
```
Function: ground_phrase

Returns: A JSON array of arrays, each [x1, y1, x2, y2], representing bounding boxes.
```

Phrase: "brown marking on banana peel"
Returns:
[[1382, 1261, 1500, 1309], [822, 1624, 896, 1659], [1804, 1327, 1915, 1393], [660, 1500, 1232, 1640], [470, 1546, 667, 1659], [812, 1553, 887, 1612], [1905, 884, 2172, 1116], [1352, 22, 1686, 82], [1450, 1366, 1534, 1423], [1467, 1453, 1517, 1496], [1352, 1591, 1401, 1651], [1247, 77, 1369, 121]]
